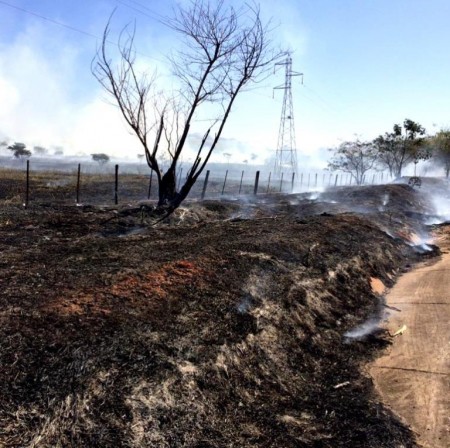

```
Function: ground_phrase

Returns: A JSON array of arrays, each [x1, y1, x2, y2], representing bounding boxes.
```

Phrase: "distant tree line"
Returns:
[[328, 119, 450, 184], [0, 142, 114, 163], [1, 141, 57, 159]]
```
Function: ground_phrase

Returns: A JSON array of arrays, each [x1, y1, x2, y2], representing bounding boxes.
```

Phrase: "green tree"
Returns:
[[92, 0, 281, 213], [33, 146, 48, 156], [91, 153, 110, 165], [430, 129, 450, 178], [328, 140, 378, 185], [373, 119, 426, 178], [8, 142, 32, 159]]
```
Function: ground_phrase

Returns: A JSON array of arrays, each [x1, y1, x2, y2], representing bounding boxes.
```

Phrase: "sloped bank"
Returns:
[[0, 186, 432, 447]]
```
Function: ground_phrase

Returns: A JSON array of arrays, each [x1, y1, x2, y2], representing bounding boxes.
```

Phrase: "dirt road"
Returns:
[[371, 226, 450, 448]]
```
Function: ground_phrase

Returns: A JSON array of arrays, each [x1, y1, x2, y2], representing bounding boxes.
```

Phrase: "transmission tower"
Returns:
[[273, 54, 303, 174]]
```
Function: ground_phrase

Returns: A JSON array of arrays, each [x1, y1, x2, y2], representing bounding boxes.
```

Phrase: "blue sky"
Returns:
[[1, 0, 450, 168]]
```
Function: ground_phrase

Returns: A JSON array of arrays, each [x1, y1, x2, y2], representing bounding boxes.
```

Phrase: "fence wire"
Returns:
[[0, 161, 390, 207]]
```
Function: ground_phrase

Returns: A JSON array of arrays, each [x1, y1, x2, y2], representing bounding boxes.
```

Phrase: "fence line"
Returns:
[[25, 160, 30, 209], [0, 162, 392, 207]]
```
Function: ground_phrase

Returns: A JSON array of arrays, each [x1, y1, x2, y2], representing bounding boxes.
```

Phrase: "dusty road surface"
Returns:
[[371, 226, 450, 448]]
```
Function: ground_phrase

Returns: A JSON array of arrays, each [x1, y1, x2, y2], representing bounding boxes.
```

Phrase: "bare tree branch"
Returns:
[[93, 1, 282, 210]]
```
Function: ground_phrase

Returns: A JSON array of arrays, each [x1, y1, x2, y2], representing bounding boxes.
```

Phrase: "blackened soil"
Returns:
[[0, 184, 433, 447]]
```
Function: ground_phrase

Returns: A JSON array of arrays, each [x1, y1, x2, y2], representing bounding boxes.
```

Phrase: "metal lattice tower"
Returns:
[[274, 54, 303, 174]]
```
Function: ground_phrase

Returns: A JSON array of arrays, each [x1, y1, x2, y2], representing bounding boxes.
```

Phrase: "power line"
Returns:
[[0, 0, 100, 40], [302, 84, 339, 114], [298, 88, 337, 115], [0, 0, 165, 63], [113, 0, 165, 22]]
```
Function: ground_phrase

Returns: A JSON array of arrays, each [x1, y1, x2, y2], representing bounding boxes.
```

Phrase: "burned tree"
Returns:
[[328, 140, 378, 186], [93, 1, 281, 213]]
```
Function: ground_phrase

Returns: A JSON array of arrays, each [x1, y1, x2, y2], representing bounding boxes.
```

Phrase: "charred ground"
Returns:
[[0, 181, 447, 447]]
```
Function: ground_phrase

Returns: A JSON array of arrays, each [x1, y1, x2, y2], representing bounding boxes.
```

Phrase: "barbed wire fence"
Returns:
[[0, 160, 391, 208]]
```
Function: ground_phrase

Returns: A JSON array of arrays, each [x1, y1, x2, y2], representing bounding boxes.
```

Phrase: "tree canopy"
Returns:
[[8, 142, 32, 159], [33, 146, 48, 155], [91, 153, 110, 164], [328, 140, 378, 185], [373, 119, 426, 178], [429, 129, 450, 178]]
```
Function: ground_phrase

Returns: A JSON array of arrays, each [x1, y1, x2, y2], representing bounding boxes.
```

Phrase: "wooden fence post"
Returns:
[[114, 164, 119, 205], [279, 172, 284, 192], [334, 174, 338, 187], [25, 160, 30, 209], [201, 170, 210, 199], [76, 163, 81, 204], [266, 171, 271, 193], [239, 170, 244, 195], [221, 170, 228, 195], [291, 172, 295, 191], [254, 171, 260, 195]]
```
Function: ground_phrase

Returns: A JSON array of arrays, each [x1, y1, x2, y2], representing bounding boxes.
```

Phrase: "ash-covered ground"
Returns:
[[1, 179, 449, 447]]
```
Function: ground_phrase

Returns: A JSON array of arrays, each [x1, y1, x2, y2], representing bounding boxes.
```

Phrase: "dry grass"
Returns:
[[0, 168, 152, 205]]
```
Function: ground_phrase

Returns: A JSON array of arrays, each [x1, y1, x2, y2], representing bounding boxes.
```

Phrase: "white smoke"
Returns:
[[344, 317, 381, 341]]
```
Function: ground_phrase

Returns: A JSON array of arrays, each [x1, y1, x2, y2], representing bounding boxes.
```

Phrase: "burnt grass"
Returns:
[[0, 183, 441, 447]]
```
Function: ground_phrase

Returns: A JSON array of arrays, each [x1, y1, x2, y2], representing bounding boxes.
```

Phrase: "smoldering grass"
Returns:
[[343, 316, 385, 342]]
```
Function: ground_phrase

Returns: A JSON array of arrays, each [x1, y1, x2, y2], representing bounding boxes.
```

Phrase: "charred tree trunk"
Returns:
[[169, 178, 197, 211], [158, 168, 177, 206], [157, 167, 197, 212]]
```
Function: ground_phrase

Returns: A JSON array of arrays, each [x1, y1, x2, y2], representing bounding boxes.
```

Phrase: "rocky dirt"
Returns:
[[0, 180, 448, 447]]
